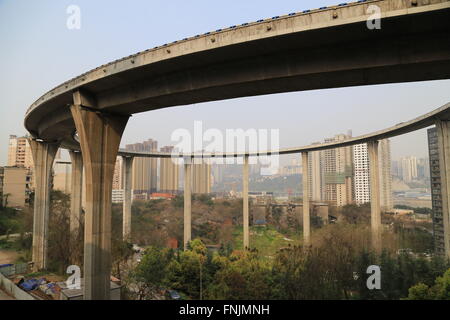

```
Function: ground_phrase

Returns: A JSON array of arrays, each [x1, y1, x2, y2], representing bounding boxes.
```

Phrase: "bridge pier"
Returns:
[[29, 139, 59, 271], [243, 155, 249, 249], [435, 120, 450, 259], [70, 90, 129, 300], [69, 150, 83, 236], [184, 158, 192, 250], [122, 156, 133, 240], [368, 140, 382, 253], [302, 152, 311, 246]]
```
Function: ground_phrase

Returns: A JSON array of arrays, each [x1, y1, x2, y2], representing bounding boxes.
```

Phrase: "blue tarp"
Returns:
[[0, 264, 13, 268], [20, 278, 45, 291]]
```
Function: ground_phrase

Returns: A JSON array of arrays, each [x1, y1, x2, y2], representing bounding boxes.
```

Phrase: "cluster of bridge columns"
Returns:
[[29, 92, 450, 300]]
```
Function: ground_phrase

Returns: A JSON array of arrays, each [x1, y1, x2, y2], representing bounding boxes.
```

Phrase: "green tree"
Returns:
[[132, 246, 173, 299], [407, 269, 450, 300], [407, 283, 431, 300]]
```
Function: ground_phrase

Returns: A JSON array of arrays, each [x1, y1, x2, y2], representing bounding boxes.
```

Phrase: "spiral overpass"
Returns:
[[25, 0, 450, 151], [22, 0, 450, 300]]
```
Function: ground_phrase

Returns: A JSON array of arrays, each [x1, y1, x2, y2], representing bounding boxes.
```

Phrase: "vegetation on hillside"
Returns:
[[1, 191, 448, 300]]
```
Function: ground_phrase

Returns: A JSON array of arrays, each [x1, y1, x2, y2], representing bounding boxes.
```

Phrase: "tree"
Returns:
[[111, 238, 134, 278], [207, 250, 272, 300], [407, 283, 431, 300], [407, 269, 450, 300], [433, 268, 450, 299], [132, 246, 173, 299]]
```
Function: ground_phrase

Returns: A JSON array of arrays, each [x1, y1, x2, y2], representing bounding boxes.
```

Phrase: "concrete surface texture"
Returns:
[[0, 289, 14, 300]]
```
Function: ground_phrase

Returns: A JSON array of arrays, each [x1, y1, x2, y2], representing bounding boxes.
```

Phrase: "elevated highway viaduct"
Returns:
[[23, 0, 450, 299]]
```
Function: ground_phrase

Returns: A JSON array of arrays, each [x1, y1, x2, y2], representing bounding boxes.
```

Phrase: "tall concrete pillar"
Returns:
[[435, 120, 450, 259], [71, 90, 129, 300], [29, 139, 59, 271], [243, 155, 249, 249], [122, 156, 133, 240], [184, 158, 192, 250], [368, 140, 382, 253], [301, 152, 311, 246], [69, 150, 83, 235]]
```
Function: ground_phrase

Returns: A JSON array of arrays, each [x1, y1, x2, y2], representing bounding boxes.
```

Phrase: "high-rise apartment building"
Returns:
[[159, 146, 179, 193], [417, 158, 430, 179], [352, 140, 393, 210], [112, 157, 123, 190], [400, 156, 418, 182], [125, 139, 158, 195], [427, 127, 446, 256], [353, 143, 370, 205], [308, 144, 324, 201], [391, 160, 400, 178], [307, 133, 392, 209], [211, 164, 224, 186], [379, 139, 393, 210], [7, 135, 33, 169], [192, 161, 211, 194], [322, 133, 354, 206]]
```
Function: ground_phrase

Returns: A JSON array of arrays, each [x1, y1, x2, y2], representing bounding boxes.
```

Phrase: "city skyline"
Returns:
[[1, 1, 450, 166]]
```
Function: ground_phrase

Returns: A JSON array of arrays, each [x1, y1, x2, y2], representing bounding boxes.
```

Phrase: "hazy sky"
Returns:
[[0, 0, 449, 166]]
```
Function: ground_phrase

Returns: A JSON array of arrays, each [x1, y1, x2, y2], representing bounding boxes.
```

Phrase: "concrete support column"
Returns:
[[29, 140, 59, 271], [184, 158, 192, 250], [69, 150, 83, 235], [368, 140, 382, 253], [301, 152, 311, 246], [122, 156, 133, 240], [435, 120, 450, 259], [70, 90, 129, 300], [243, 155, 249, 249]]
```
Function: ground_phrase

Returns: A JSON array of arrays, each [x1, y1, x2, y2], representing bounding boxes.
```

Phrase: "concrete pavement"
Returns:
[[0, 289, 14, 300]]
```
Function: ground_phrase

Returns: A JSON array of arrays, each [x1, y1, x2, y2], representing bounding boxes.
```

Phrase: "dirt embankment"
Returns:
[[0, 249, 19, 264]]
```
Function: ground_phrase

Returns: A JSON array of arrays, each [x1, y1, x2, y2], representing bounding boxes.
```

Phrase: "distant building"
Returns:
[[133, 193, 149, 201], [7, 135, 33, 169], [417, 158, 430, 179], [112, 157, 123, 191], [308, 144, 324, 201], [211, 164, 224, 186], [279, 164, 301, 176], [7, 135, 34, 190], [192, 161, 211, 194], [126, 139, 158, 195], [352, 140, 392, 210], [159, 146, 179, 193], [391, 160, 400, 178], [0, 166, 31, 207], [53, 162, 71, 194], [112, 189, 124, 204], [322, 133, 354, 206], [427, 127, 446, 256], [400, 156, 418, 182], [379, 139, 393, 210], [353, 143, 370, 205], [150, 193, 175, 200]]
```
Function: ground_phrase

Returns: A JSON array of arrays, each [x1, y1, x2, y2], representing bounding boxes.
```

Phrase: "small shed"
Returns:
[[57, 278, 121, 300]]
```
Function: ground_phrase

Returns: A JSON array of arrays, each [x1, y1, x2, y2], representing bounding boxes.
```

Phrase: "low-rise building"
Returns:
[[112, 189, 125, 204]]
